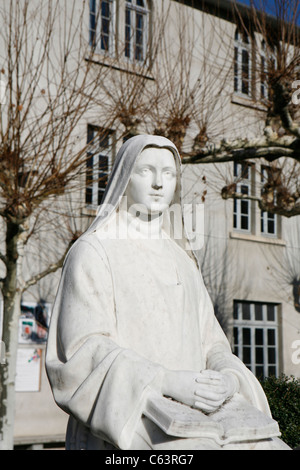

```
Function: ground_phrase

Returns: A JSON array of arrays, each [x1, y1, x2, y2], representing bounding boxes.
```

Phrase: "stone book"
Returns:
[[144, 393, 281, 445]]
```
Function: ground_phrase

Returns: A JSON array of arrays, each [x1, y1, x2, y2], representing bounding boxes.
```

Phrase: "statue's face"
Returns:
[[125, 147, 177, 215]]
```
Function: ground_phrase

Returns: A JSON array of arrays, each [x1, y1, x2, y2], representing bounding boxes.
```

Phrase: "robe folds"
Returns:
[[46, 215, 281, 450], [46, 135, 289, 450]]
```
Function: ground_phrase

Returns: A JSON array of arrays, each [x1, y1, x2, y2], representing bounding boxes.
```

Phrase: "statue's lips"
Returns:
[[149, 194, 163, 197]]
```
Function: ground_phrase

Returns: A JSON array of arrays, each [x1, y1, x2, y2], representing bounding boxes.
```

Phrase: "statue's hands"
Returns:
[[162, 369, 239, 413], [193, 370, 239, 413], [162, 370, 203, 408]]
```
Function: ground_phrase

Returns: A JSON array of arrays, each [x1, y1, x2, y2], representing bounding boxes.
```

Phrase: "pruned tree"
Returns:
[[0, 0, 118, 449], [181, 0, 300, 218]]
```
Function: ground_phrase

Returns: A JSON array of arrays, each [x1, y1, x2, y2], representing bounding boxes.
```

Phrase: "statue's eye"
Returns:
[[164, 170, 175, 178], [140, 168, 151, 175]]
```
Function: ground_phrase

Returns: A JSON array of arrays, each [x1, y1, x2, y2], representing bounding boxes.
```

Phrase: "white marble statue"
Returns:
[[46, 135, 290, 450]]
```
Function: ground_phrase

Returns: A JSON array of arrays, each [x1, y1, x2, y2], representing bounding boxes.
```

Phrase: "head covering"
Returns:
[[85, 135, 181, 232], [81, 134, 198, 263]]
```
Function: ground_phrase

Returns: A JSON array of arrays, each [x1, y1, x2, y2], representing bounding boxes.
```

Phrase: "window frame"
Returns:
[[89, 0, 116, 56], [260, 165, 278, 238], [260, 39, 277, 101], [260, 40, 268, 100], [233, 300, 280, 379], [124, 0, 149, 63], [233, 162, 253, 234], [234, 28, 252, 98], [86, 126, 114, 207]]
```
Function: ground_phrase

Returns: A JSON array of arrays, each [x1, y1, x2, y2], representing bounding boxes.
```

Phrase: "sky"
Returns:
[[236, 0, 300, 24]]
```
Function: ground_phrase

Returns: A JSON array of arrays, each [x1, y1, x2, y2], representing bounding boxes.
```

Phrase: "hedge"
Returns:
[[260, 374, 300, 449]]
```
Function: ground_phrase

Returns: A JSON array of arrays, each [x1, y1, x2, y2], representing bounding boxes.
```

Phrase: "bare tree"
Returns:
[[146, 2, 234, 153], [0, 0, 118, 449], [181, 0, 300, 218]]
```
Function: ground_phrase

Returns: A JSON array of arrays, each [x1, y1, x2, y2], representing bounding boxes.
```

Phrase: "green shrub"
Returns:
[[260, 374, 300, 449]]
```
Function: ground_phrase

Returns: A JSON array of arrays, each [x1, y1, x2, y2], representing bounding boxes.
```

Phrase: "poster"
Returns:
[[15, 347, 42, 392]]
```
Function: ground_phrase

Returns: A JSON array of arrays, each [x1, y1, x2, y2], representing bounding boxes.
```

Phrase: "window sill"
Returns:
[[230, 231, 286, 246], [231, 94, 267, 112], [85, 54, 155, 80]]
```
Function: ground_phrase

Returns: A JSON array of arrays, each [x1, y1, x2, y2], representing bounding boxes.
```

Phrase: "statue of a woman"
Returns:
[[46, 135, 289, 450]]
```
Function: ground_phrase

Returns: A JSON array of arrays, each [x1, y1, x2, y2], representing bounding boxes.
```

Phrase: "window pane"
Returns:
[[102, 1, 110, 17], [241, 163, 249, 179], [234, 327, 238, 344], [267, 305, 275, 321], [255, 366, 264, 379], [242, 303, 250, 320], [242, 328, 251, 345], [241, 49, 249, 94], [268, 347, 276, 364], [243, 346, 251, 364], [255, 304, 263, 321], [241, 215, 249, 230], [233, 213, 237, 229], [86, 187, 93, 205], [268, 329, 275, 345], [261, 214, 264, 233], [241, 200, 249, 215], [136, 12, 143, 30], [255, 328, 264, 345], [99, 155, 108, 174], [98, 189, 104, 206], [233, 302, 239, 319], [89, 0, 97, 46], [125, 9, 131, 58], [86, 153, 94, 204], [126, 8, 131, 24], [241, 184, 249, 196], [255, 347, 263, 364], [268, 366, 276, 376], [242, 49, 249, 70], [234, 47, 238, 92], [268, 219, 275, 234]]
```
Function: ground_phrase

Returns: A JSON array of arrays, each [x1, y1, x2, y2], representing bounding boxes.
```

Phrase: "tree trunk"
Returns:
[[0, 219, 26, 450]]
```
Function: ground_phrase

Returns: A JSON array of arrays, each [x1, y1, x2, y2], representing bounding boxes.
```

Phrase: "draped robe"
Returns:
[[46, 135, 289, 450]]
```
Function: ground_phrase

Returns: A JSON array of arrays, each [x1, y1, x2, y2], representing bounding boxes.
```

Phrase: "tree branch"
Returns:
[[221, 191, 300, 218], [182, 134, 300, 164], [21, 241, 72, 292]]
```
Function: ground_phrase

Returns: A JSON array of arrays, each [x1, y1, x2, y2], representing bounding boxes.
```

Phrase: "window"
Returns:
[[261, 210, 277, 236], [125, 0, 149, 62], [260, 40, 268, 100], [234, 28, 252, 97], [233, 300, 279, 379], [260, 40, 277, 101], [86, 126, 113, 206], [260, 165, 278, 237], [89, 0, 115, 54], [233, 162, 253, 232]]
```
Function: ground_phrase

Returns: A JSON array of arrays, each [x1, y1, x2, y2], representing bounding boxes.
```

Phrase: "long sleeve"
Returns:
[[46, 235, 165, 449]]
